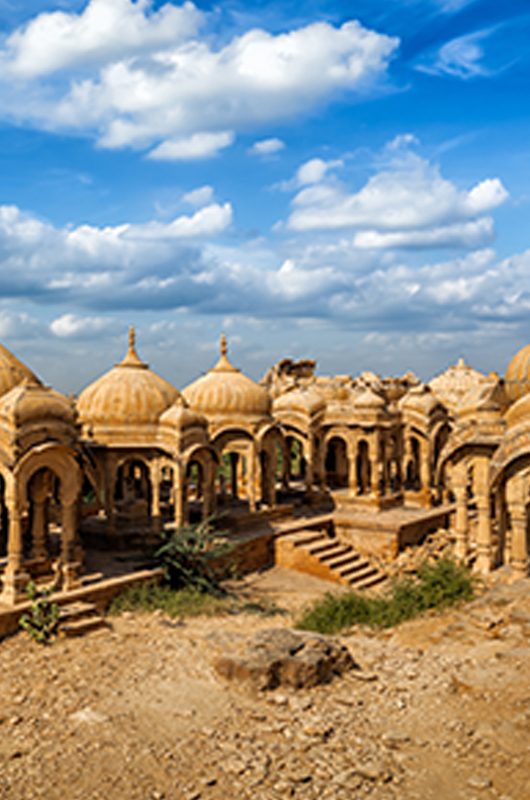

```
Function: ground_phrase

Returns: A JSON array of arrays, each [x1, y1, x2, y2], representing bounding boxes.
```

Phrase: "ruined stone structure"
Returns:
[[0, 330, 529, 607]]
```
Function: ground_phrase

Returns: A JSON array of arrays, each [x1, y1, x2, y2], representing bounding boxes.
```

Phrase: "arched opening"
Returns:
[[114, 459, 152, 522], [26, 467, 61, 563], [356, 440, 371, 495], [186, 460, 204, 522], [404, 437, 421, 490], [160, 464, 175, 520], [286, 436, 306, 484], [325, 437, 349, 490]]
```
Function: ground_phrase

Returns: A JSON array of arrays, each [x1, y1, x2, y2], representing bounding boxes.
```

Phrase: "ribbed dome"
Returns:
[[77, 328, 179, 428], [182, 335, 270, 420], [273, 386, 326, 417], [159, 395, 207, 431], [399, 385, 440, 416], [0, 342, 38, 398], [0, 377, 75, 427], [505, 344, 530, 402]]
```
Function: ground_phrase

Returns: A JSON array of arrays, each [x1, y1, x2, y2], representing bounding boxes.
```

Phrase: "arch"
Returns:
[[325, 436, 349, 490], [356, 439, 371, 495], [15, 445, 81, 508]]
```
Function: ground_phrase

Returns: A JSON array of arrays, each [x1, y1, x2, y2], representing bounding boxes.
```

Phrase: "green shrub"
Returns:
[[19, 581, 60, 644], [296, 558, 474, 634], [155, 518, 235, 596], [108, 582, 234, 617]]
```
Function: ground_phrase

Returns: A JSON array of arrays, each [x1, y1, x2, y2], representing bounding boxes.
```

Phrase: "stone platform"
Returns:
[[333, 496, 455, 560]]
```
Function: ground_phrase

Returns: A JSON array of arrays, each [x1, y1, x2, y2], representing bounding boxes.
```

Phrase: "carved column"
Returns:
[[348, 441, 358, 496], [453, 460, 469, 561], [370, 437, 379, 498], [506, 475, 528, 579], [61, 499, 81, 590], [30, 472, 50, 562], [149, 461, 161, 535], [0, 500, 30, 605], [474, 455, 493, 575], [173, 463, 185, 529], [247, 445, 257, 513]]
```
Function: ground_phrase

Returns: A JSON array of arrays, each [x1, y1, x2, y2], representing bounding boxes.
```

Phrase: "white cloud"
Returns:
[[249, 137, 285, 156], [50, 313, 112, 338], [148, 131, 234, 161], [418, 30, 491, 80], [287, 143, 508, 249], [0, 16, 398, 151], [182, 185, 214, 208], [2, 0, 203, 78], [296, 158, 343, 186]]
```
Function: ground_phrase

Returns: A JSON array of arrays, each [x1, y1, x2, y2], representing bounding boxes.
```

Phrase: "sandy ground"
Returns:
[[0, 567, 529, 800]]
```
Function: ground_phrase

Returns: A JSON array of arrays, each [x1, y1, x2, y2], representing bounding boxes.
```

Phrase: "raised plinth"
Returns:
[[332, 496, 454, 561]]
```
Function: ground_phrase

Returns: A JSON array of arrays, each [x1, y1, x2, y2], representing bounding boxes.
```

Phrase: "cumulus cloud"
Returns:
[[249, 137, 285, 156], [148, 131, 234, 161], [287, 144, 508, 249], [50, 313, 113, 338], [182, 185, 215, 208], [0, 13, 398, 153], [2, 0, 203, 78]]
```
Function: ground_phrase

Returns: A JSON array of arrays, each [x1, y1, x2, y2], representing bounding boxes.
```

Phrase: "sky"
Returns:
[[0, 0, 530, 393]]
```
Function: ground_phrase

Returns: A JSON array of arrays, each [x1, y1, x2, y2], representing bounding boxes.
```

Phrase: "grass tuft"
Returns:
[[108, 581, 286, 619], [296, 558, 474, 634]]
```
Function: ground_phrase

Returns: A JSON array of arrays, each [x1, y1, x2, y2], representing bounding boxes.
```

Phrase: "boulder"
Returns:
[[213, 627, 357, 691]]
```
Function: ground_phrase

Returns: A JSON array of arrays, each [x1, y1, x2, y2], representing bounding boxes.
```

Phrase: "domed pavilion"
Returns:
[[183, 335, 279, 510]]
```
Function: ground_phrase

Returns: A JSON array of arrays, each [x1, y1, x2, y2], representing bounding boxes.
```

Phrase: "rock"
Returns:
[[213, 628, 357, 691], [467, 776, 493, 790]]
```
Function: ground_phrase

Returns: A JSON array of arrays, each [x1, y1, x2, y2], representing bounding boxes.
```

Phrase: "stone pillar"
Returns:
[[305, 440, 314, 496], [247, 446, 257, 513], [173, 464, 185, 529], [149, 461, 161, 535], [61, 500, 81, 590], [0, 501, 30, 605], [348, 443, 358, 496], [474, 456, 493, 575], [370, 438, 379, 498], [453, 461, 469, 561], [420, 443, 430, 491], [202, 460, 215, 520], [506, 475, 528, 579]]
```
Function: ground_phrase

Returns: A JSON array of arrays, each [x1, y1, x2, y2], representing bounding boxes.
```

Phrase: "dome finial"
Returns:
[[118, 324, 146, 368], [220, 333, 228, 357]]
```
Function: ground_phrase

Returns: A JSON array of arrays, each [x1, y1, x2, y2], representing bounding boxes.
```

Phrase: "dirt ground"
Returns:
[[1, 567, 529, 800]]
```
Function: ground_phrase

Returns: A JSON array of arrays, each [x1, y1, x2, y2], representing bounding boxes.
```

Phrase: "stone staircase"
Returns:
[[275, 529, 387, 590], [58, 600, 108, 638]]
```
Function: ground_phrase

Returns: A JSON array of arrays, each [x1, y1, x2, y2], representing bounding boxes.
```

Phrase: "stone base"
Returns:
[[332, 489, 403, 512], [403, 489, 433, 509], [0, 570, 30, 606]]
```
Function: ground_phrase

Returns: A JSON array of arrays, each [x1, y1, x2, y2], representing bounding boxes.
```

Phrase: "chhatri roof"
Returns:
[[505, 342, 530, 403], [182, 335, 270, 422], [77, 327, 179, 429], [429, 357, 488, 411], [0, 376, 75, 429], [0, 341, 38, 398]]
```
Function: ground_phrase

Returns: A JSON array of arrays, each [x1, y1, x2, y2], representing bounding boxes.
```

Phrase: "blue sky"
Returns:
[[0, 0, 529, 392]]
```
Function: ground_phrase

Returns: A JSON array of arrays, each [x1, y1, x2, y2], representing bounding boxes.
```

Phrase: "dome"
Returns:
[[159, 395, 208, 431], [0, 377, 75, 428], [353, 386, 386, 409], [429, 357, 487, 411], [273, 386, 326, 417], [182, 335, 271, 421], [505, 390, 530, 429], [0, 341, 38, 398], [505, 344, 530, 402], [77, 327, 179, 429], [399, 385, 441, 416]]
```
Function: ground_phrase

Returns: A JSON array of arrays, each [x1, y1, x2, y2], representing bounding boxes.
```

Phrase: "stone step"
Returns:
[[326, 552, 362, 570], [338, 560, 375, 579], [58, 616, 108, 638], [319, 545, 352, 563], [59, 601, 98, 622], [307, 540, 340, 556], [349, 571, 387, 590], [286, 531, 328, 547]]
